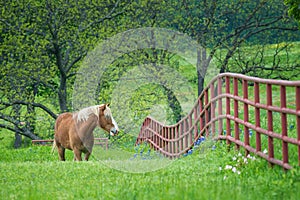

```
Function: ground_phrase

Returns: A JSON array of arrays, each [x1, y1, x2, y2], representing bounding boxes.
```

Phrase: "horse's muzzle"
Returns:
[[110, 127, 118, 136]]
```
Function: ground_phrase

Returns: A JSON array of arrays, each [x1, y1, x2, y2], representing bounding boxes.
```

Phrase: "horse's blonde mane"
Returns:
[[75, 105, 101, 122], [75, 104, 113, 122]]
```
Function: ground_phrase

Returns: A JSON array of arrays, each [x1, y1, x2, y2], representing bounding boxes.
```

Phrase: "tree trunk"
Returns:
[[14, 133, 22, 148], [26, 90, 36, 134], [58, 75, 68, 112], [12, 104, 22, 148], [197, 48, 211, 96], [163, 86, 182, 123], [53, 38, 69, 113], [197, 71, 205, 97]]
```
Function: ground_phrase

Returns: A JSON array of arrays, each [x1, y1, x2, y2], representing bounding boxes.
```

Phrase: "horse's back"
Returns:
[[55, 112, 74, 131], [54, 112, 74, 149]]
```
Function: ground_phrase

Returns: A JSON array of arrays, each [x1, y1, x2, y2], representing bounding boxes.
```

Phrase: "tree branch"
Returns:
[[80, 0, 124, 32], [0, 113, 20, 127], [66, 53, 85, 74], [0, 101, 58, 119], [0, 124, 21, 134]]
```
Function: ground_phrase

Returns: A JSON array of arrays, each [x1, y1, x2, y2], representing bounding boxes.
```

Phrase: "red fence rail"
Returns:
[[136, 73, 300, 170]]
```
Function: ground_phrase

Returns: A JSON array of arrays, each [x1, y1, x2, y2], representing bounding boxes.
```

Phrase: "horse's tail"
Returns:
[[51, 139, 57, 154], [52, 114, 60, 155]]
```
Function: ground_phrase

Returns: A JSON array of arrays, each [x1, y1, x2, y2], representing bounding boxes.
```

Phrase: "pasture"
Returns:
[[0, 140, 299, 200], [1, 1, 300, 198], [0, 42, 300, 199]]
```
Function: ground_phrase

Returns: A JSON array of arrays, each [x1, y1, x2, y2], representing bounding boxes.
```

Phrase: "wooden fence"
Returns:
[[136, 73, 300, 170]]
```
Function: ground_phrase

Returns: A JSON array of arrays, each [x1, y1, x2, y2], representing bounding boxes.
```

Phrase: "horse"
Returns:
[[52, 104, 119, 161]]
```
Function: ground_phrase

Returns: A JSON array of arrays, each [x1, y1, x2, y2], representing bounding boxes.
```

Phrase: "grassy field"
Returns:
[[0, 140, 300, 200]]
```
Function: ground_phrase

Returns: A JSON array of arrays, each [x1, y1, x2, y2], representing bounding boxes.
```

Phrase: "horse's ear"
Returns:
[[99, 104, 106, 111]]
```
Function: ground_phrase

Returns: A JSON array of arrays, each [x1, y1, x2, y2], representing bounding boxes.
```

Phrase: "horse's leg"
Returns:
[[57, 146, 66, 161], [54, 140, 66, 161], [73, 148, 82, 161], [84, 152, 91, 161]]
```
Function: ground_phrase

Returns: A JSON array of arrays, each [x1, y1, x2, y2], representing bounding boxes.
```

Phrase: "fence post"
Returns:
[[210, 83, 216, 137], [296, 86, 300, 166], [170, 127, 174, 158], [176, 125, 179, 156], [154, 121, 158, 151], [254, 82, 261, 152], [189, 114, 193, 147], [233, 77, 239, 150], [179, 123, 183, 154], [194, 107, 198, 140], [281, 85, 289, 167], [243, 79, 249, 155], [266, 83, 274, 167], [158, 124, 162, 151], [204, 89, 209, 137], [199, 98, 204, 134], [225, 76, 231, 145], [218, 77, 223, 137], [185, 118, 189, 150]]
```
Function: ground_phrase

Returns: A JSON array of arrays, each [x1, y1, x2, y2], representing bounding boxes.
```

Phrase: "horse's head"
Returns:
[[98, 104, 119, 136]]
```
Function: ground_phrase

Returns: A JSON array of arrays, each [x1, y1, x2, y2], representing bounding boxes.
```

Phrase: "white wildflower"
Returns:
[[225, 165, 233, 170], [219, 167, 222, 171], [232, 156, 237, 161], [243, 158, 248, 164], [238, 153, 242, 157], [224, 176, 227, 180], [237, 171, 241, 175], [263, 149, 268, 154], [232, 167, 237, 173]]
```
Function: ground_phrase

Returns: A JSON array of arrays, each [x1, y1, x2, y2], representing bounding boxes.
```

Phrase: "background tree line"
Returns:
[[1, 0, 300, 147]]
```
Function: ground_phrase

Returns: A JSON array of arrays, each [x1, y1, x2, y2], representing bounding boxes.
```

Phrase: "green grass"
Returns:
[[0, 142, 299, 200]]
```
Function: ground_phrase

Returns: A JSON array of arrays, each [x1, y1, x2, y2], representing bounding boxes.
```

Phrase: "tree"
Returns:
[[0, 0, 127, 146], [0, 1, 56, 145], [285, 0, 300, 23], [172, 0, 300, 95]]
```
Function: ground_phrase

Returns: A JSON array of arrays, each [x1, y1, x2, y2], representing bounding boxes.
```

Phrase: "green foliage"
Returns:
[[0, 0, 127, 143], [220, 42, 300, 79], [1, 0, 300, 147], [285, 0, 300, 24], [109, 132, 137, 151]]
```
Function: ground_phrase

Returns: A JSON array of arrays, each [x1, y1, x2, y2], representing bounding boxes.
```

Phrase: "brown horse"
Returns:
[[52, 104, 119, 161]]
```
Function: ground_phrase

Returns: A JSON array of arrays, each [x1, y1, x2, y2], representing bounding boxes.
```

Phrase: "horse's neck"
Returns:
[[75, 115, 98, 136]]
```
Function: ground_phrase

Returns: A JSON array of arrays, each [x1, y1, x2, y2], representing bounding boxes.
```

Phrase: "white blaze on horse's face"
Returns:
[[98, 104, 119, 136], [110, 116, 119, 136]]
